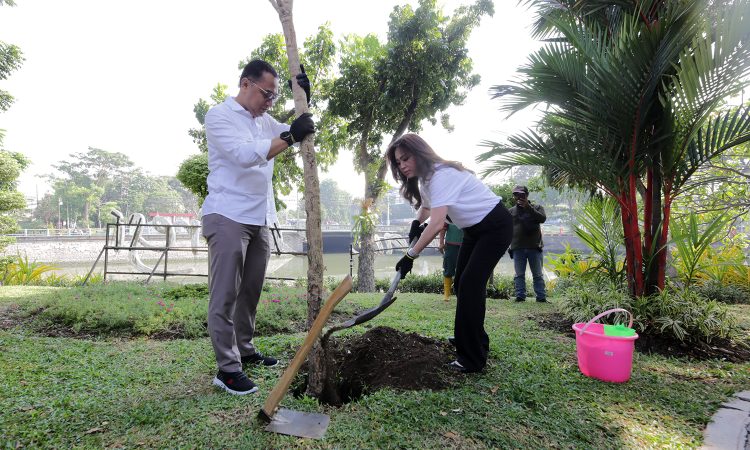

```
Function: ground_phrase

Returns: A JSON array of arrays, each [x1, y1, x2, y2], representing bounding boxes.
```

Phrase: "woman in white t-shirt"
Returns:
[[386, 133, 513, 373]]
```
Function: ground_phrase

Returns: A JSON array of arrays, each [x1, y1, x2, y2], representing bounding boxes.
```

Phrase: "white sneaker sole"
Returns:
[[212, 377, 259, 395]]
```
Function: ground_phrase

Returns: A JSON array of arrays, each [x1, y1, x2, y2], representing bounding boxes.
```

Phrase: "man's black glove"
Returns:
[[395, 254, 415, 279], [508, 249, 514, 259], [290, 112, 315, 143], [408, 219, 426, 244], [287, 64, 311, 105]]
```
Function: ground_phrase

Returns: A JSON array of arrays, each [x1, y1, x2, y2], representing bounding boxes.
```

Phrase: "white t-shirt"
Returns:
[[201, 96, 290, 226], [420, 164, 500, 229]]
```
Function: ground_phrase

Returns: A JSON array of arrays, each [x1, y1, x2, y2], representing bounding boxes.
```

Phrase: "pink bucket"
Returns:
[[572, 308, 639, 383]]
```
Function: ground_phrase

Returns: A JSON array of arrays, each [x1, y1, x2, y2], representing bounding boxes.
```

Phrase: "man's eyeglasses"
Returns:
[[247, 79, 279, 103]]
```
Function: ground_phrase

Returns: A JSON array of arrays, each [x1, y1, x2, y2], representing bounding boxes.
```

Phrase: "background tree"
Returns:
[[0, 2, 23, 114], [319, 179, 354, 225], [479, 0, 750, 297], [0, 0, 27, 250], [49, 147, 134, 228], [31, 192, 56, 227], [328, 0, 494, 291], [47, 148, 195, 228], [0, 142, 28, 249]]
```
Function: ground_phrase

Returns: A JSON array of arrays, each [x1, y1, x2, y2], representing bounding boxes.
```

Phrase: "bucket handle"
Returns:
[[580, 308, 633, 333]]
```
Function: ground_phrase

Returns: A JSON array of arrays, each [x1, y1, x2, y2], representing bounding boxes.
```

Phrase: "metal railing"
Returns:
[[6, 228, 106, 238], [84, 223, 311, 284], [84, 222, 207, 284], [348, 235, 439, 278]]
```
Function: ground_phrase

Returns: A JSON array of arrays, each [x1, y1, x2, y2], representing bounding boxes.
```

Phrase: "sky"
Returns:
[[0, 0, 541, 203]]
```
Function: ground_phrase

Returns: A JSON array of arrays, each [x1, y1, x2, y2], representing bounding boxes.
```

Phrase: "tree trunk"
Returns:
[[353, 105, 416, 291], [356, 227, 376, 292], [269, 0, 326, 397], [84, 202, 90, 228]]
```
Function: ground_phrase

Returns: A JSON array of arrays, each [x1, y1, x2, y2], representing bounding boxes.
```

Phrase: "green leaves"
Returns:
[[573, 197, 624, 282], [670, 211, 733, 288], [672, 106, 750, 190], [0, 40, 24, 112], [176, 153, 209, 204], [481, 0, 750, 295]]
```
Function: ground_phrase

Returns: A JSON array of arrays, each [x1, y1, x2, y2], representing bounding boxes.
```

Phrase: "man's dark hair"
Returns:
[[239, 59, 278, 86]]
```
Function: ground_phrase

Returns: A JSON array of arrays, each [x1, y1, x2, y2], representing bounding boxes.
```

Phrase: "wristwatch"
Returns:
[[280, 131, 295, 147]]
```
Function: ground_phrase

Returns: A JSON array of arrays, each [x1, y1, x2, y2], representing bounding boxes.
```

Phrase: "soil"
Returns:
[[310, 326, 457, 406], [532, 312, 750, 363]]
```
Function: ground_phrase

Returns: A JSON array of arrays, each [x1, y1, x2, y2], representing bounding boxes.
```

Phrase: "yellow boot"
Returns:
[[443, 276, 453, 301]]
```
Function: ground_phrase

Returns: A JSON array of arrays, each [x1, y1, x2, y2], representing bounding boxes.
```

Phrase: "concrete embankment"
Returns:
[[0, 238, 201, 264], [1, 233, 587, 265]]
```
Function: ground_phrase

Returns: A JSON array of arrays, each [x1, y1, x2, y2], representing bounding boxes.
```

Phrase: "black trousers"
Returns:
[[453, 202, 513, 371]]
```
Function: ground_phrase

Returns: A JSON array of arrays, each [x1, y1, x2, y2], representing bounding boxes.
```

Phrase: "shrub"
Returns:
[[556, 278, 743, 345], [642, 288, 741, 343], [556, 277, 634, 327], [487, 275, 517, 299], [694, 280, 749, 305], [20, 283, 320, 338], [352, 271, 527, 299]]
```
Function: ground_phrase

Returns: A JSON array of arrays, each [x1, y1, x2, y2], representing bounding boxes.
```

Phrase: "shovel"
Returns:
[[322, 270, 400, 341], [322, 237, 416, 341], [258, 275, 352, 439]]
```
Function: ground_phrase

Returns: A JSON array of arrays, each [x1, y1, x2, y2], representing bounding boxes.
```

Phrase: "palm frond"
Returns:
[[671, 106, 750, 191]]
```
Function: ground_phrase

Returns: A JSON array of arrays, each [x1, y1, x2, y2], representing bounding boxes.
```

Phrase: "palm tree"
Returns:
[[479, 0, 750, 297]]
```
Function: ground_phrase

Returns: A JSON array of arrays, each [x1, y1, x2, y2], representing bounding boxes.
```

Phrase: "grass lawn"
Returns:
[[1, 284, 748, 448]]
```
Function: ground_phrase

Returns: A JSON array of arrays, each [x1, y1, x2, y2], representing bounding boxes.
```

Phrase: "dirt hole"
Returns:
[[299, 326, 457, 406]]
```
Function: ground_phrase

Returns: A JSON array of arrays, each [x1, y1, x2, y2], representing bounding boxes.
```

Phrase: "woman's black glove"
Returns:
[[408, 220, 426, 243], [395, 254, 415, 279], [287, 64, 311, 105], [290, 112, 315, 142]]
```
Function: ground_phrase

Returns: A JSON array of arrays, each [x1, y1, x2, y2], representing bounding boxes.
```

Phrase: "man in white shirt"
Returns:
[[202, 59, 315, 395]]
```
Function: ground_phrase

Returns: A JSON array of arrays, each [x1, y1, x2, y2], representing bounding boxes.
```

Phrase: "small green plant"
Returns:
[[698, 243, 750, 292], [573, 197, 625, 283], [546, 245, 598, 279], [351, 198, 378, 247], [1, 254, 58, 285], [163, 283, 209, 300]]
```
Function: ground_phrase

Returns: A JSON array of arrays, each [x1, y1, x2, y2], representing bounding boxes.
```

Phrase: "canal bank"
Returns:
[[1, 232, 584, 282]]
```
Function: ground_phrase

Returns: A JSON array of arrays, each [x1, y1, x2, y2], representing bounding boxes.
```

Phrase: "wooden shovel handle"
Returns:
[[260, 275, 352, 420]]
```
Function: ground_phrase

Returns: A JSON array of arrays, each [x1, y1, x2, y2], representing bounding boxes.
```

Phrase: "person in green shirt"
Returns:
[[438, 223, 464, 301]]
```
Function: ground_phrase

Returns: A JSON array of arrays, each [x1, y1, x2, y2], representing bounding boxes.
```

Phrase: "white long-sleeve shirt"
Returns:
[[201, 96, 290, 226]]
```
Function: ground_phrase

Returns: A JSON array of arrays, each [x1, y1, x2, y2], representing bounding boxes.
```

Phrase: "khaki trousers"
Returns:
[[202, 213, 270, 372]]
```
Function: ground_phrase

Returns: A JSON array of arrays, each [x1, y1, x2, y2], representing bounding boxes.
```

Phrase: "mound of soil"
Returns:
[[532, 312, 750, 363], [316, 326, 456, 406]]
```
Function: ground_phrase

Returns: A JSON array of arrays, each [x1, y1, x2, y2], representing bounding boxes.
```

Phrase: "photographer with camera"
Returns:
[[509, 185, 547, 303]]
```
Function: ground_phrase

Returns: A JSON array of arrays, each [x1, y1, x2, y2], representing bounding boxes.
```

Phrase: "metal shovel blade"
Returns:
[[264, 408, 330, 439]]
